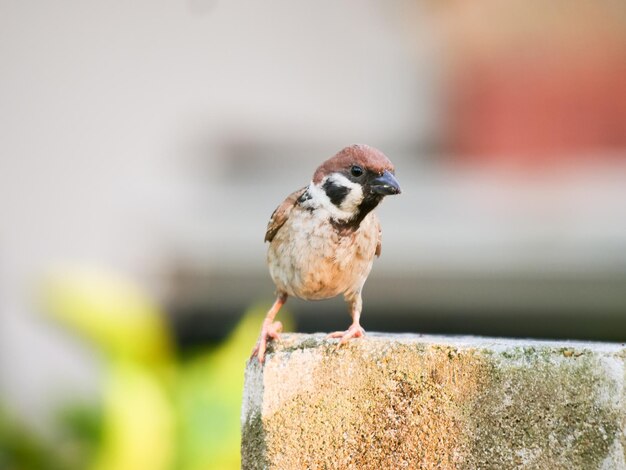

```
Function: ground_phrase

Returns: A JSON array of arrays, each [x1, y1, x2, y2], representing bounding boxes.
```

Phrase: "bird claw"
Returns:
[[250, 320, 283, 363], [327, 323, 365, 349]]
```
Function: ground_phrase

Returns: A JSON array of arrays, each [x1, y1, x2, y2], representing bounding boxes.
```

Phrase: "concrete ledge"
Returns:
[[241, 333, 626, 469]]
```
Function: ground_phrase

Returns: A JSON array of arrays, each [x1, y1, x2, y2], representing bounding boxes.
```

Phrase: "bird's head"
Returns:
[[306, 144, 401, 226]]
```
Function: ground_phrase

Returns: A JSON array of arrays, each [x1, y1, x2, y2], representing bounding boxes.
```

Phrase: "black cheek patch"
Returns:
[[322, 179, 350, 207]]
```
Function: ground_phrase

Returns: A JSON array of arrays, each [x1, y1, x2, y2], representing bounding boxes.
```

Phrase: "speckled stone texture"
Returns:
[[241, 333, 626, 469]]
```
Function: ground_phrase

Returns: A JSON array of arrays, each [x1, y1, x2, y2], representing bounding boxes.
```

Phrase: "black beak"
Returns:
[[370, 170, 401, 195]]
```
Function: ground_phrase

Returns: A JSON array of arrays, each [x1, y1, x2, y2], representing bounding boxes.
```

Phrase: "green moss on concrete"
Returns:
[[242, 334, 626, 469], [465, 350, 621, 468], [240, 410, 268, 470]]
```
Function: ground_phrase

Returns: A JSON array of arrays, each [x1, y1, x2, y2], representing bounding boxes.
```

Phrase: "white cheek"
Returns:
[[306, 181, 332, 207], [307, 177, 354, 220], [338, 182, 363, 214], [325, 173, 364, 214]]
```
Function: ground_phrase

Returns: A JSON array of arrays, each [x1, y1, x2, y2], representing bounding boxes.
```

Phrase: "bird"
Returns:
[[250, 144, 401, 363]]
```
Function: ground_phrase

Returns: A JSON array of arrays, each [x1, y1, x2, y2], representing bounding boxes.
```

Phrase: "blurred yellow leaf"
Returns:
[[42, 267, 172, 365], [177, 305, 293, 470], [91, 362, 175, 470]]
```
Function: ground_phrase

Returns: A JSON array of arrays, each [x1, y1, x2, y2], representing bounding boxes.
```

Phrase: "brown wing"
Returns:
[[375, 220, 382, 257], [264, 187, 307, 242]]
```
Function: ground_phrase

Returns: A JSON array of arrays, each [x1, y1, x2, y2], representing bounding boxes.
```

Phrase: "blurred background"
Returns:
[[1, 1, 626, 468]]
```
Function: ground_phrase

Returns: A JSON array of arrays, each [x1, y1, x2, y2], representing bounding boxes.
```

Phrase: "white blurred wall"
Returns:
[[0, 0, 429, 423], [2, 0, 626, 425]]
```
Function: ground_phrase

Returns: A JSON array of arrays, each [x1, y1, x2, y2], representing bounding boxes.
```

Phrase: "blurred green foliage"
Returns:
[[0, 406, 62, 470], [0, 400, 100, 470], [0, 268, 288, 470]]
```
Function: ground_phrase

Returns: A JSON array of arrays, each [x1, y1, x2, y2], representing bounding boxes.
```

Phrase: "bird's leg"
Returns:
[[250, 293, 287, 363], [327, 292, 365, 346]]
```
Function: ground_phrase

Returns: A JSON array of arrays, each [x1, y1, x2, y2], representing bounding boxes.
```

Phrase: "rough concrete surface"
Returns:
[[241, 333, 626, 470]]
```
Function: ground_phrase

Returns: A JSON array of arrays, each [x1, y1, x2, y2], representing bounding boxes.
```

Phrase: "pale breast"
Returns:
[[267, 208, 379, 301]]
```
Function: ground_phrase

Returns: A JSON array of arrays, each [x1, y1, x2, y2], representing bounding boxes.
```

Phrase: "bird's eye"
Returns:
[[350, 165, 364, 177]]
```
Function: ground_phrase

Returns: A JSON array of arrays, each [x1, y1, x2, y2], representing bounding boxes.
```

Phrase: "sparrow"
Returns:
[[251, 144, 401, 363]]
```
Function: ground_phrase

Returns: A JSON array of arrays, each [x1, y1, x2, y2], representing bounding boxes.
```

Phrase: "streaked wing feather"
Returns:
[[264, 187, 307, 242]]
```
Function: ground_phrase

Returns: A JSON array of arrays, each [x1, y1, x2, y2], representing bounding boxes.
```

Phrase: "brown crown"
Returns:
[[312, 144, 395, 184]]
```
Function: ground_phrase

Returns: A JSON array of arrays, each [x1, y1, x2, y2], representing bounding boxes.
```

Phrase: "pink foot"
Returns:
[[251, 320, 283, 363], [327, 323, 365, 347]]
